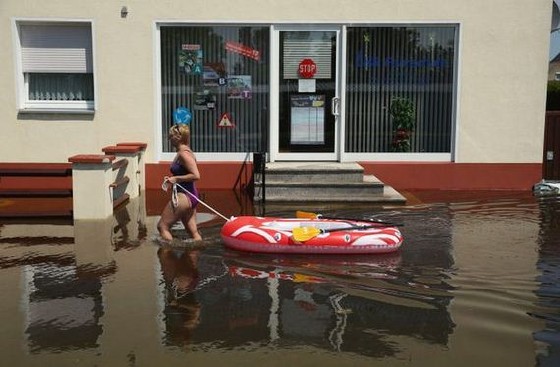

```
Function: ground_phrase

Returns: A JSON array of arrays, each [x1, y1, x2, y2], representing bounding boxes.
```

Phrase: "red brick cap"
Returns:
[[68, 154, 116, 164], [102, 145, 143, 154], [117, 142, 148, 149]]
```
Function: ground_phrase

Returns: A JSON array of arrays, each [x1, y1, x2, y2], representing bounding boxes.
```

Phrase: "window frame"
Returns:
[[156, 22, 271, 161], [154, 21, 459, 163], [343, 24, 459, 158], [13, 19, 97, 114]]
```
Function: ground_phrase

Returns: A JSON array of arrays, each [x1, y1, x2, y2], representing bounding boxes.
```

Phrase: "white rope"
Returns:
[[162, 179, 230, 222], [170, 259, 229, 299]]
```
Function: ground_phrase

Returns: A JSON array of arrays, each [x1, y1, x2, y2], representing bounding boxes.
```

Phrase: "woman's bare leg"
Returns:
[[177, 194, 202, 240], [183, 208, 202, 241], [158, 201, 181, 241]]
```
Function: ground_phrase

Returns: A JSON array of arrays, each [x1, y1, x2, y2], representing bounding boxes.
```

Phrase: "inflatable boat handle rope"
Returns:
[[162, 179, 230, 222]]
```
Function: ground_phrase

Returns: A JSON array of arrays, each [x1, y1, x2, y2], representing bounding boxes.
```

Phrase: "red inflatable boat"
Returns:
[[220, 216, 403, 254]]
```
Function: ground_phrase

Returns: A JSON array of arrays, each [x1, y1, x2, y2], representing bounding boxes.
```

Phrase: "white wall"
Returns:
[[0, 0, 552, 163]]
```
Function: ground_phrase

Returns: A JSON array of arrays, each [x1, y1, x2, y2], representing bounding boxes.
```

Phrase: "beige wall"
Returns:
[[0, 0, 552, 164]]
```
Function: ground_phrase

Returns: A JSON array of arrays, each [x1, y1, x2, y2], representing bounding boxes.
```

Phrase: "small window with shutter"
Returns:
[[17, 22, 94, 112]]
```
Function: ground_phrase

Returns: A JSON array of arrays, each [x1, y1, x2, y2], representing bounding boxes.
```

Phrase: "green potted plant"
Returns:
[[389, 97, 416, 152]]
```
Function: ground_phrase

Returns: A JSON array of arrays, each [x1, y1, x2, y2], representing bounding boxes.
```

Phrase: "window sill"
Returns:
[[18, 108, 95, 115]]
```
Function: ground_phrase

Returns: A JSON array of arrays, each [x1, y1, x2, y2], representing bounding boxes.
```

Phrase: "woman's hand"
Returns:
[[164, 176, 178, 184]]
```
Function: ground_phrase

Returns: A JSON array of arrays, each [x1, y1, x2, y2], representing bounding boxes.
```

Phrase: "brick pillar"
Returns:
[[117, 142, 148, 192], [102, 145, 145, 199], [68, 154, 115, 220]]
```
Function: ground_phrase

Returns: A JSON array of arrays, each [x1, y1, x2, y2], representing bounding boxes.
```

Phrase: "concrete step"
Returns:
[[261, 180, 383, 198], [255, 162, 407, 204], [0, 196, 73, 220], [0, 188, 73, 198], [264, 162, 365, 183], [256, 175, 405, 203], [263, 185, 406, 203]]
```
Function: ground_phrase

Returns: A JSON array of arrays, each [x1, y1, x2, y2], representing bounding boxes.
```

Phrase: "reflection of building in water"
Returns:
[[275, 278, 453, 357], [0, 217, 118, 354], [175, 241, 454, 357], [534, 197, 560, 366], [281, 284, 332, 340], [23, 262, 106, 353]]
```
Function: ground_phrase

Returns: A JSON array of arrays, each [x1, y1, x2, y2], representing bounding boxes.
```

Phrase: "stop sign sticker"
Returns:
[[298, 58, 317, 78]]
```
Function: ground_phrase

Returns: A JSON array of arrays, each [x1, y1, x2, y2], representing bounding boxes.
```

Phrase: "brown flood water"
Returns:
[[0, 190, 559, 367]]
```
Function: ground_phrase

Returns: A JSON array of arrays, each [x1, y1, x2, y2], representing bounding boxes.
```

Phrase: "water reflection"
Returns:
[[0, 196, 146, 355], [1, 191, 560, 366], [0, 222, 116, 354], [158, 246, 202, 347], [222, 251, 454, 355], [534, 196, 560, 366], [23, 261, 107, 353], [153, 240, 455, 357]]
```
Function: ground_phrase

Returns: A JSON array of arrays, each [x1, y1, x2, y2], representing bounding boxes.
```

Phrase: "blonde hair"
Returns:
[[169, 124, 191, 145]]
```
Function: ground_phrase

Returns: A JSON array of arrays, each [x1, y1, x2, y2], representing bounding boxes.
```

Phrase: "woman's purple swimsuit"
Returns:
[[170, 160, 199, 208]]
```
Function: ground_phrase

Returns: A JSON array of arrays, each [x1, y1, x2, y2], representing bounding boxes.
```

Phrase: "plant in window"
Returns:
[[389, 97, 416, 152]]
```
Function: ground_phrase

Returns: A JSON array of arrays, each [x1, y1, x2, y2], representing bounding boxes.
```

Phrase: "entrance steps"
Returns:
[[256, 162, 406, 203]]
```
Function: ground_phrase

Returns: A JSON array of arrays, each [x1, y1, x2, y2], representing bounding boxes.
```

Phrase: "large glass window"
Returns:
[[345, 26, 457, 153], [160, 26, 270, 153]]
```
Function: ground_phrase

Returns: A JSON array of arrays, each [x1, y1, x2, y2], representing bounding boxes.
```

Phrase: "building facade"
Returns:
[[0, 0, 552, 190]]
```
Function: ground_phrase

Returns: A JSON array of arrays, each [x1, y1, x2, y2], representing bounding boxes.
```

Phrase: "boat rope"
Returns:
[[162, 179, 230, 221], [328, 293, 349, 351]]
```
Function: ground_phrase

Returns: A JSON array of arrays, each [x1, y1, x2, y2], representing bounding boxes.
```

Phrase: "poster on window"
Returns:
[[179, 44, 203, 75], [193, 87, 217, 111], [203, 62, 227, 86], [290, 95, 325, 145], [227, 75, 252, 99]]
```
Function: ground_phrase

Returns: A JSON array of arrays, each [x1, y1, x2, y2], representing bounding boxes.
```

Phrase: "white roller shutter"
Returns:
[[21, 24, 92, 73], [283, 40, 332, 79]]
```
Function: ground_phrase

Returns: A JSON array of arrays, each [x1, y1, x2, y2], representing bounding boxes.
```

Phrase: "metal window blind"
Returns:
[[282, 39, 331, 79], [20, 24, 93, 73]]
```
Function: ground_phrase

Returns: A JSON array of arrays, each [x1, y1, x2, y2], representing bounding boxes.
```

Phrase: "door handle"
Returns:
[[331, 97, 340, 116]]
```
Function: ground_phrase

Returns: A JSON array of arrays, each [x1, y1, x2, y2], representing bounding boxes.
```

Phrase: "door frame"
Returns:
[[270, 24, 346, 162]]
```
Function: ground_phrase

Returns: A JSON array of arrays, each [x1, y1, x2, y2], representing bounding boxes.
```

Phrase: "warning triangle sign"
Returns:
[[217, 113, 235, 128]]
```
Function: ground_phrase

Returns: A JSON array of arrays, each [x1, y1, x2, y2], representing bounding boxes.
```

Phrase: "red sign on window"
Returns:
[[217, 112, 235, 128], [298, 58, 317, 79], [225, 41, 261, 61]]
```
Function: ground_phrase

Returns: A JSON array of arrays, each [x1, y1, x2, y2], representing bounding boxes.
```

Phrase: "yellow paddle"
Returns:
[[296, 210, 402, 227], [296, 210, 322, 219], [292, 224, 383, 242]]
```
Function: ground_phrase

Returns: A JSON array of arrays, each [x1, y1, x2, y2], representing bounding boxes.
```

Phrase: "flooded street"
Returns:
[[0, 191, 559, 366]]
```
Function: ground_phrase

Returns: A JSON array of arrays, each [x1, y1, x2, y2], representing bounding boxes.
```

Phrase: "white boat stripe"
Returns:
[[351, 234, 401, 246], [230, 225, 277, 243]]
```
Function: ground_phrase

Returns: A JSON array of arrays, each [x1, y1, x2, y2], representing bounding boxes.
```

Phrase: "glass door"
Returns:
[[275, 27, 340, 160]]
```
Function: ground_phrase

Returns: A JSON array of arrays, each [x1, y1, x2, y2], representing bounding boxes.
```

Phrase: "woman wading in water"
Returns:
[[158, 123, 202, 241]]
